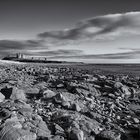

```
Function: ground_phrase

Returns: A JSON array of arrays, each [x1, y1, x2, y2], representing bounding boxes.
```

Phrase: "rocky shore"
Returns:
[[0, 64, 139, 140]]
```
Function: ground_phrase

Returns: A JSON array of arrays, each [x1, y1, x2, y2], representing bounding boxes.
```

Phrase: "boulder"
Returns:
[[61, 101, 71, 109], [133, 118, 139, 124], [25, 87, 40, 95], [1, 86, 13, 99], [69, 128, 84, 140], [25, 87, 41, 99], [0, 128, 37, 140], [50, 135, 65, 140], [96, 130, 121, 140], [0, 117, 37, 140], [0, 92, 5, 102], [18, 104, 33, 117], [10, 87, 27, 102], [0, 109, 11, 120], [114, 82, 123, 89], [36, 120, 51, 138], [121, 86, 131, 96], [72, 103, 81, 112], [54, 123, 65, 136], [54, 93, 66, 104], [75, 88, 89, 96], [78, 117, 101, 135], [90, 87, 101, 97], [43, 89, 57, 99]]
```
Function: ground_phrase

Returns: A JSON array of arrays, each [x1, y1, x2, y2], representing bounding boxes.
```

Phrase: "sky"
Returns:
[[0, 0, 140, 63]]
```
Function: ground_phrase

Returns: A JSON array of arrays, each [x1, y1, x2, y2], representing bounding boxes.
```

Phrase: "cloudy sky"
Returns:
[[1, 0, 140, 63]]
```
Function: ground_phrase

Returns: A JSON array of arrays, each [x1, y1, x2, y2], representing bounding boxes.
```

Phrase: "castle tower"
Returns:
[[16, 53, 24, 59]]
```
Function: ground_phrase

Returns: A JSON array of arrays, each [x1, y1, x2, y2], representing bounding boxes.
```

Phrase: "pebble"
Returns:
[[133, 118, 139, 124]]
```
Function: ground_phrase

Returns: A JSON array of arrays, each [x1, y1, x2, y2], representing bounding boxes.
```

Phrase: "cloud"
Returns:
[[47, 50, 140, 60], [38, 29, 81, 40], [37, 11, 140, 43], [0, 39, 46, 56], [0, 40, 27, 50], [25, 49, 83, 57]]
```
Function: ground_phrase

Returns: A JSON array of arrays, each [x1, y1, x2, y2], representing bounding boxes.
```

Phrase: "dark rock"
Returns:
[[54, 93, 66, 104], [72, 103, 81, 112], [69, 128, 84, 140], [96, 130, 121, 140], [50, 135, 65, 140], [1, 86, 13, 99], [26, 87, 41, 99]]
